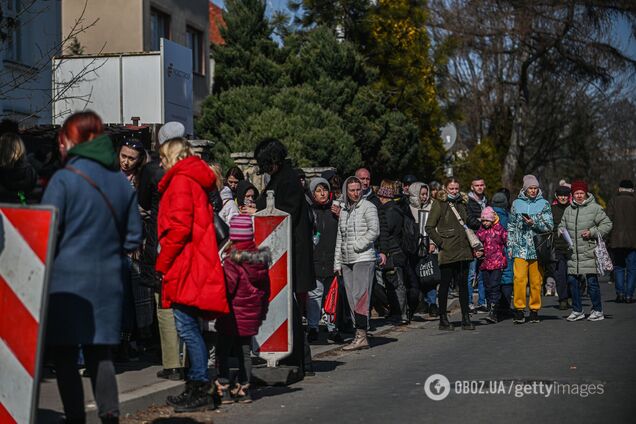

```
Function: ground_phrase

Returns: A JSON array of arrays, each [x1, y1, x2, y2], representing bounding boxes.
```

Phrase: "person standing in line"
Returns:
[[606, 179, 636, 303], [225, 166, 245, 199], [156, 138, 229, 412], [0, 132, 37, 204], [466, 177, 488, 312], [551, 185, 573, 310], [508, 175, 554, 324], [561, 180, 613, 322], [334, 176, 380, 350], [491, 190, 514, 315], [43, 111, 142, 423], [426, 178, 479, 331], [476, 207, 508, 323]]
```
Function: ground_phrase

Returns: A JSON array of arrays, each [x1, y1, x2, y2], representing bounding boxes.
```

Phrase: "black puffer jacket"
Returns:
[[378, 200, 406, 268], [466, 193, 487, 230], [137, 157, 164, 289], [0, 156, 37, 203], [311, 201, 338, 280], [551, 203, 569, 254]]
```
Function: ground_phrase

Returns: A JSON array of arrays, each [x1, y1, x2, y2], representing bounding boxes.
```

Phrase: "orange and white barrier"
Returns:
[[0, 205, 57, 424], [252, 191, 293, 367]]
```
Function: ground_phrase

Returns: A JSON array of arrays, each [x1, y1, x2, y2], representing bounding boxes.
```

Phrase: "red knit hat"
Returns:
[[570, 180, 588, 194]]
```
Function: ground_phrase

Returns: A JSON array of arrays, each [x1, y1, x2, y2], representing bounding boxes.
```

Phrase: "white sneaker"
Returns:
[[566, 311, 586, 322], [587, 310, 605, 321]]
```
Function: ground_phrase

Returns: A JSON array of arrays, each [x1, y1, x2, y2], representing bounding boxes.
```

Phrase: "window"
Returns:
[[150, 8, 170, 51], [4, 0, 22, 62], [186, 26, 203, 74]]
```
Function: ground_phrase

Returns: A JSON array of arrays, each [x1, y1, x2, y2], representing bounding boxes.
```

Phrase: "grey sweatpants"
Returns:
[[342, 261, 376, 329]]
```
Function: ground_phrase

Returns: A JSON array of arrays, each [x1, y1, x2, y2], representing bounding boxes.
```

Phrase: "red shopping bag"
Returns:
[[323, 276, 339, 316]]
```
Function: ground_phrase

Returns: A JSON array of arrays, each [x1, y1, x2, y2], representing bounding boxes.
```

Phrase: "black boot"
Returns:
[[438, 313, 454, 331], [429, 304, 439, 318], [173, 381, 215, 413], [461, 313, 475, 330], [485, 305, 498, 323], [167, 381, 196, 407]]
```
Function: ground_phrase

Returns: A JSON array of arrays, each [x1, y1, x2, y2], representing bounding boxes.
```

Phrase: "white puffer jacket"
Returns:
[[334, 196, 379, 271]]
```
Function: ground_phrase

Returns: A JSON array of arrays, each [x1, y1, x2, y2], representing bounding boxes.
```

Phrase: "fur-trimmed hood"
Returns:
[[229, 246, 272, 266], [435, 189, 469, 203]]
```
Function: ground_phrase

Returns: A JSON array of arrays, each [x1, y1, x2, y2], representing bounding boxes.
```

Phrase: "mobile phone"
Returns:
[[522, 213, 531, 220]]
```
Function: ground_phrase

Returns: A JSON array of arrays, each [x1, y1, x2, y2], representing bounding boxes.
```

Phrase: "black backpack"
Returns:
[[401, 212, 419, 255]]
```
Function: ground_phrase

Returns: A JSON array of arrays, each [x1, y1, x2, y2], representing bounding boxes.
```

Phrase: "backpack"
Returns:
[[401, 211, 419, 255]]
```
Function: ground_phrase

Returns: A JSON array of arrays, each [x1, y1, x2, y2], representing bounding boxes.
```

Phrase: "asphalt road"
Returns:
[[209, 280, 636, 424]]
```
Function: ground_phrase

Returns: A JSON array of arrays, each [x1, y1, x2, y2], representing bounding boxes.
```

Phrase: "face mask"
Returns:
[[447, 192, 460, 201]]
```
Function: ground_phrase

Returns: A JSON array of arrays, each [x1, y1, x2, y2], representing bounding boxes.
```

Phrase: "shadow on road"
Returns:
[[252, 386, 303, 401], [313, 360, 346, 373]]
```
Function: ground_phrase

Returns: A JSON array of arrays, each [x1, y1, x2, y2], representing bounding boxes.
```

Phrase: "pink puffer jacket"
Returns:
[[476, 222, 508, 270]]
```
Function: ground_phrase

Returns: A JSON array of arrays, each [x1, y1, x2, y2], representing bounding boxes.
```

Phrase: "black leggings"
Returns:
[[439, 260, 471, 315], [217, 335, 252, 385], [50, 345, 119, 421]]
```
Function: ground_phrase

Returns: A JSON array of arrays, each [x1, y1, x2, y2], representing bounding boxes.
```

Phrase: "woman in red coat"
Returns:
[[216, 214, 271, 403], [155, 138, 229, 412]]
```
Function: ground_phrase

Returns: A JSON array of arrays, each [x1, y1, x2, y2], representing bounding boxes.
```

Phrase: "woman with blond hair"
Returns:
[[0, 132, 37, 203], [156, 138, 229, 412]]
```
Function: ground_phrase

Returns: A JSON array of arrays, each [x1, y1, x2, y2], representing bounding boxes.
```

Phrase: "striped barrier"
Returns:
[[252, 191, 293, 367], [0, 205, 57, 424]]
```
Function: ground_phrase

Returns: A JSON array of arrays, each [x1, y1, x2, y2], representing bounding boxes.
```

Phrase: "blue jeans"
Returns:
[[307, 278, 335, 332], [613, 249, 636, 298], [173, 307, 209, 382], [568, 274, 602, 313], [424, 286, 437, 305], [468, 259, 486, 306]]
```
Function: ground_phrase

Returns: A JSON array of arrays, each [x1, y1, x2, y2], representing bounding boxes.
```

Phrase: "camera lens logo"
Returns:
[[424, 374, 450, 401]]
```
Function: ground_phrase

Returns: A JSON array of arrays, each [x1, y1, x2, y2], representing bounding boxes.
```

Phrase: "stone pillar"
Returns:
[[189, 140, 215, 162], [231, 152, 267, 193]]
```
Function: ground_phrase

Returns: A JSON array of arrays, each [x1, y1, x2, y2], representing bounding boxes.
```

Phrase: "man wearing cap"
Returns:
[[607, 180, 636, 303], [551, 185, 572, 310], [137, 121, 186, 380]]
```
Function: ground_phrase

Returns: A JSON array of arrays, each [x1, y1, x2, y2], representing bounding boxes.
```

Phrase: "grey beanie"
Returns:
[[492, 192, 508, 209], [309, 177, 330, 194], [158, 121, 186, 145], [522, 174, 540, 191]]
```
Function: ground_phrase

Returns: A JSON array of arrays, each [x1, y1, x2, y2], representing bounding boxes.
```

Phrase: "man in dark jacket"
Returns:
[[253, 138, 315, 377], [607, 179, 636, 303], [377, 181, 409, 324], [467, 177, 488, 312], [356, 167, 381, 208], [551, 185, 572, 310]]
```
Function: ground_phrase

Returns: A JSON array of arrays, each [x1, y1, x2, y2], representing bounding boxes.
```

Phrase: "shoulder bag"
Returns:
[[448, 202, 483, 250]]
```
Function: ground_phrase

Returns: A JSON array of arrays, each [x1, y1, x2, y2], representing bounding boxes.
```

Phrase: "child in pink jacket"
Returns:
[[476, 207, 508, 323]]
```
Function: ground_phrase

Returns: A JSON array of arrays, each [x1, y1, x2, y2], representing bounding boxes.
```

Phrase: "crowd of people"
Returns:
[[0, 111, 635, 422]]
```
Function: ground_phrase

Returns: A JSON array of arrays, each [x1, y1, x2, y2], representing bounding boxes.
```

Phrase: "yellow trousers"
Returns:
[[513, 258, 543, 311]]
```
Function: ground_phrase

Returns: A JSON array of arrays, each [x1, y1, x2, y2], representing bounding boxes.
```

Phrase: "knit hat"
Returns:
[[480, 206, 497, 222], [555, 185, 571, 196], [619, 179, 634, 189], [377, 183, 395, 199], [158, 121, 186, 145], [491, 192, 508, 209], [522, 174, 540, 191], [229, 215, 254, 242], [570, 180, 588, 194], [309, 177, 330, 194]]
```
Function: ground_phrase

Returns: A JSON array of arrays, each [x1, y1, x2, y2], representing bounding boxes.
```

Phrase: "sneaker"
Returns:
[[428, 304, 439, 318], [513, 310, 525, 324], [587, 310, 605, 321], [566, 311, 585, 322], [529, 311, 539, 323], [485, 307, 498, 323], [476, 304, 489, 313]]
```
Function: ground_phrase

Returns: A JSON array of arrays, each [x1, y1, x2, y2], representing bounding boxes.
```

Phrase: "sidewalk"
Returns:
[[37, 300, 457, 423]]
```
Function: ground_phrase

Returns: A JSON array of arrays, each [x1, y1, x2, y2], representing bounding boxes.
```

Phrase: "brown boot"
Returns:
[[342, 329, 369, 351]]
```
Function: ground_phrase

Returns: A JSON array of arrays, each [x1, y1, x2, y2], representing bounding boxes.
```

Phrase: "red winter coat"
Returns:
[[156, 156, 229, 315], [476, 221, 508, 271], [216, 241, 271, 337]]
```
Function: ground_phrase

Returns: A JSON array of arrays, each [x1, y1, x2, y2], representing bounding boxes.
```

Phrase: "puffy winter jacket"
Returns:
[[508, 189, 553, 260], [606, 191, 636, 249], [476, 222, 508, 270], [156, 155, 229, 315], [216, 241, 270, 337], [334, 178, 379, 270], [378, 200, 406, 268], [559, 194, 613, 275], [493, 207, 513, 284], [425, 190, 474, 265]]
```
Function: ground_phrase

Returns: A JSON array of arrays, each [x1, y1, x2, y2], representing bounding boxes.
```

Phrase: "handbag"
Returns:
[[213, 211, 230, 248], [324, 276, 339, 317], [595, 234, 613, 276], [448, 203, 483, 250], [416, 253, 441, 283], [533, 232, 556, 264]]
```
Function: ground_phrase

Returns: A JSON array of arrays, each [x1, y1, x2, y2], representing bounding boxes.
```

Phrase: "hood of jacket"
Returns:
[[158, 155, 215, 194], [570, 193, 597, 209], [236, 180, 259, 207], [517, 187, 545, 203], [229, 242, 271, 265], [435, 188, 469, 204], [408, 182, 432, 209], [68, 134, 118, 170], [342, 176, 363, 210]]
